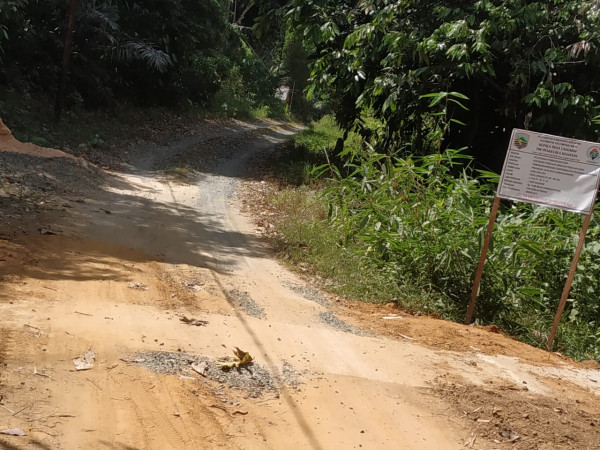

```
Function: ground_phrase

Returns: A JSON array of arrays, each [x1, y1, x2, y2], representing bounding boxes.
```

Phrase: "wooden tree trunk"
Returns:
[[54, 0, 79, 122]]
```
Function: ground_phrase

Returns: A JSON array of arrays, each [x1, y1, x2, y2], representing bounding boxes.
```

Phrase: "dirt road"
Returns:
[[1, 121, 600, 449]]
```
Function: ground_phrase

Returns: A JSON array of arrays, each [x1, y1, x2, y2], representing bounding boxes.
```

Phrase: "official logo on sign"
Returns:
[[589, 147, 600, 162], [514, 133, 529, 149]]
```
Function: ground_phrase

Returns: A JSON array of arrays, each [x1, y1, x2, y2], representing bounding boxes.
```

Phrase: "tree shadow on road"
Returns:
[[0, 127, 290, 283]]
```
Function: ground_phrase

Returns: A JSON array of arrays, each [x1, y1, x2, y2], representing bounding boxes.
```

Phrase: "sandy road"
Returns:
[[1, 121, 600, 449]]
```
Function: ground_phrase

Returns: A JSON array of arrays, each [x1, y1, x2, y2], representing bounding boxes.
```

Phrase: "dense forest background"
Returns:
[[0, 0, 292, 120], [2, 1, 600, 167]]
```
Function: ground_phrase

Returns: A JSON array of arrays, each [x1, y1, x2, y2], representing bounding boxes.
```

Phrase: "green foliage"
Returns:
[[284, 0, 600, 161], [311, 144, 600, 359], [269, 187, 417, 305], [0, 1, 26, 51], [260, 106, 600, 361], [0, 0, 281, 113], [294, 115, 359, 154]]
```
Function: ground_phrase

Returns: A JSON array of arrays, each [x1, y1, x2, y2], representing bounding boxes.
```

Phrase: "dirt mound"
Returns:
[[432, 375, 600, 449], [0, 117, 77, 160], [0, 118, 102, 237]]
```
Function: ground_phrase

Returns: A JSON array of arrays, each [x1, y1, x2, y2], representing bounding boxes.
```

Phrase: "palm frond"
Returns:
[[78, 1, 119, 31], [115, 41, 172, 73]]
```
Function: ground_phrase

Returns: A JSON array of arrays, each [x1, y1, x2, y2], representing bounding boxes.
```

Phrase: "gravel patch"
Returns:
[[130, 351, 303, 397], [318, 311, 363, 335], [0, 152, 103, 234], [225, 289, 265, 319], [283, 281, 331, 306], [280, 360, 306, 390], [0, 152, 102, 199]]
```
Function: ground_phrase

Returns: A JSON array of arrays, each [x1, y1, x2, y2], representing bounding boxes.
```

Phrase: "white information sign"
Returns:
[[497, 129, 600, 214]]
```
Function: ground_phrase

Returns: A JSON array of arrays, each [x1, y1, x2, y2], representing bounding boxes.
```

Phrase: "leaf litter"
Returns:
[[178, 315, 208, 326], [216, 347, 253, 369]]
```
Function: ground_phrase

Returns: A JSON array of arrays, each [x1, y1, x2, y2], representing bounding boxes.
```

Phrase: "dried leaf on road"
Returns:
[[73, 348, 95, 371], [179, 316, 208, 326], [217, 347, 253, 370], [1, 428, 27, 436], [233, 347, 253, 365]]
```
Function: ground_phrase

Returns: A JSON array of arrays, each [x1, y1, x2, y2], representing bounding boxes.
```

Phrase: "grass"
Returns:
[[261, 116, 449, 312], [268, 187, 447, 313], [294, 115, 361, 154], [260, 115, 600, 362]]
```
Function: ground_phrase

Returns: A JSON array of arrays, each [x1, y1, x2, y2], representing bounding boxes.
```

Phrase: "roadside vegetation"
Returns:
[[0, 0, 296, 157], [248, 0, 600, 361], [261, 115, 600, 362]]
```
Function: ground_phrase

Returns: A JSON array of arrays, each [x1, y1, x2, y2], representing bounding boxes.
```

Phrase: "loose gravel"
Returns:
[[225, 289, 266, 319], [131, 351, 304, 397], [0, 152, 102, 199], [318, 311, 363, 335], [284, 281, 331, 307], [0, 152, 103, 234]]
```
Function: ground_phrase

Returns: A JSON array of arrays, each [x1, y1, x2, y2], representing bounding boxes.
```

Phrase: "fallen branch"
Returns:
[[12, 403, 32, 417], [398, 333, 415, 341]]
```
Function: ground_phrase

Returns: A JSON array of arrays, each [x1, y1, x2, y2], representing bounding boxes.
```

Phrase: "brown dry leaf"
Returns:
[[179, 316, 208, 326], [217, 347, 253, 369], [233, 347, 253, 365]]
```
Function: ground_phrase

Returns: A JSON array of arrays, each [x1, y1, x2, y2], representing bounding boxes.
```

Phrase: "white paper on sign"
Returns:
[[497, 129, 600, 214]]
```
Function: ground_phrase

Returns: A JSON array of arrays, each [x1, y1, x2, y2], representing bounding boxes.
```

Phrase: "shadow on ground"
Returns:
[[0, 122, 297, 282]]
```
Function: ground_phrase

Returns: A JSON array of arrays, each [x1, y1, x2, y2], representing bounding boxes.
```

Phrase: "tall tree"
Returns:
[[285, 0, 600, 166]]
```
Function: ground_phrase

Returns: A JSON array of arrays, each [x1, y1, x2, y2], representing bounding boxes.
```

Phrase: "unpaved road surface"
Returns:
[[1, 120, 600, 449]]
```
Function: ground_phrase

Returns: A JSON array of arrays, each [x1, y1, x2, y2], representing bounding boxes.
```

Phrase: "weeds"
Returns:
[[267, 115, 600, 361]]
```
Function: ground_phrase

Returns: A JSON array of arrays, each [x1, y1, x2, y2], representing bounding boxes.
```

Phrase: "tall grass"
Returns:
[[268, 115, 600, 361]]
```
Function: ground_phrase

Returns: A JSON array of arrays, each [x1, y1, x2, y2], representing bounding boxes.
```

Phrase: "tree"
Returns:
[[285, 0, 600, 167], [1, 0, 280, 114]]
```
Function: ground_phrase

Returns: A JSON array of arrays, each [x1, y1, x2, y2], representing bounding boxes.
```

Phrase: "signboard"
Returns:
[[497, 129, 600, 214], [468, 129, 600, 350]]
